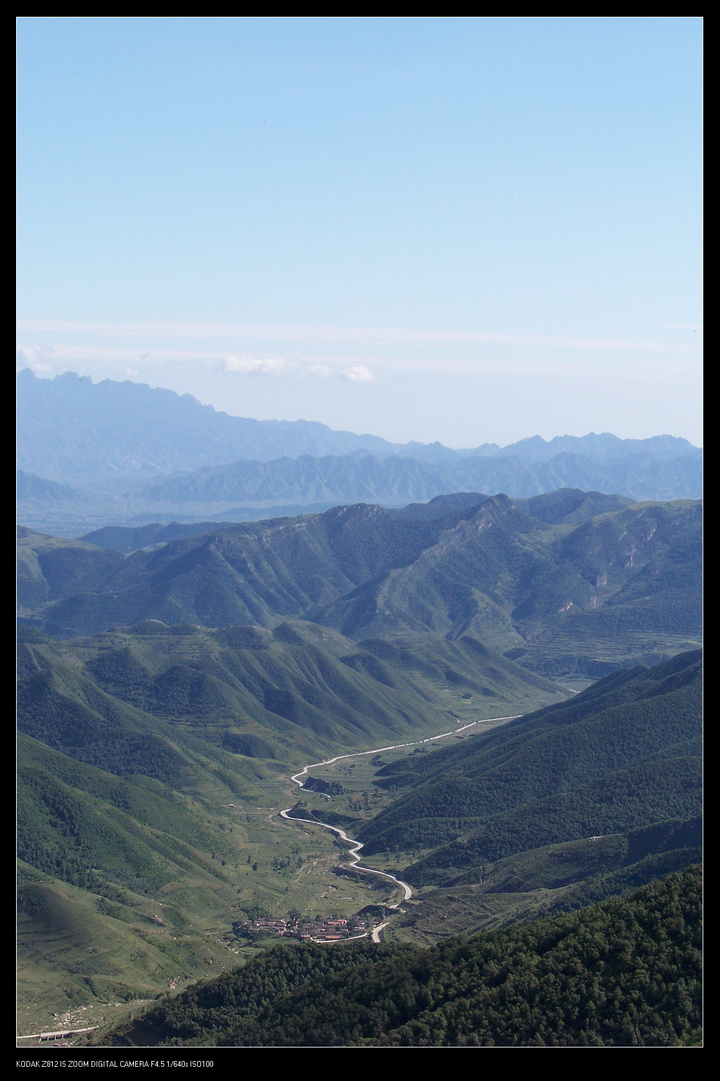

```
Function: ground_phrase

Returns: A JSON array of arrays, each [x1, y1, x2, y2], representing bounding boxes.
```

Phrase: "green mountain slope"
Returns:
[[18, 494, 701, 680], [17, 619, 563, 1027], [97, 866, 702, 1047], [388, 816, 701, 943], [17, 732, 243, 897], [18, 621, 561, 772], [17, 730, 267, 1027], [355, 652, 701, 908], [316, 498, 701, 676]]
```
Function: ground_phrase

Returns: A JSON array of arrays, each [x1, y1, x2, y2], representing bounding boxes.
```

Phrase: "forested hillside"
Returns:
[[359, 650, 702, 864], [99, 866, 701, 1047]]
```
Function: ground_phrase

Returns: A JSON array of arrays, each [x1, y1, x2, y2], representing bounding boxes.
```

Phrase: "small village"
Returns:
[[236, 914, 371, 942]]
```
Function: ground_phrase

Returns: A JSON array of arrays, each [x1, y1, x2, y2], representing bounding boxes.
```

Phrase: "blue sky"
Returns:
[[17, 17, 702, 448]]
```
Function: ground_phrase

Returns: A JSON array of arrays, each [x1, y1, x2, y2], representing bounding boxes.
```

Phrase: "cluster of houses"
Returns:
[[236, 914, 370, 941]]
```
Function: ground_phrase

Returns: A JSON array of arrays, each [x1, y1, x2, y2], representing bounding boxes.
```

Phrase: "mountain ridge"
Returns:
[[17, 370, 701, 535], [18, 493, 701, 681]]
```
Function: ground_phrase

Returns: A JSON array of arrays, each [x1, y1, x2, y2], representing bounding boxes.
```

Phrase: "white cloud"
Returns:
[[222, 356, 368, 380], [342, 366, 375, 382], [17, 344, 54, 373], [223, 355, 297, 376]]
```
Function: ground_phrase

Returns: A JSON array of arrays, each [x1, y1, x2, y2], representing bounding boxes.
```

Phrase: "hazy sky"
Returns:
[[17, 17, 702, 448]]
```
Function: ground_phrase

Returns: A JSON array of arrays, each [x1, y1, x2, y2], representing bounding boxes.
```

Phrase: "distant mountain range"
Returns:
[[19, 369, 701, 479], [17, 371, 702, 534], [132, 446, 701, 507]]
